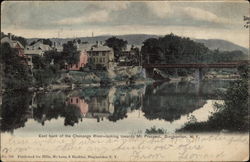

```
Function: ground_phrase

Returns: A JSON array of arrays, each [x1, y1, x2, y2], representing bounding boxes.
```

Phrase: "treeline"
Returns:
[[141, 33, 248, 64], [140, 33, 248, 76]]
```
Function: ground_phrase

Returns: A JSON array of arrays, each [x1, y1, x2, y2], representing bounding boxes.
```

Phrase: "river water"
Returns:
[[0, 80, 233, 136]]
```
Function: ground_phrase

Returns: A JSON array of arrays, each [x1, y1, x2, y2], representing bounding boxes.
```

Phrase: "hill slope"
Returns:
[[194, 39, 249, 54]]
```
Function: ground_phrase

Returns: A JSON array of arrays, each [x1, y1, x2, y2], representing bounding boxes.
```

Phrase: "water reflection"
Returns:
[[0, 80, 233, 134], [1, 92, 33, 133]]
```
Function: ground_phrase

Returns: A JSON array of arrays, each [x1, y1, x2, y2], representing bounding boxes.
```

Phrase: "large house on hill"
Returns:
[[79, 42, 114, 69], [66, 41, 114, 71], [87, 42, 114, 69]]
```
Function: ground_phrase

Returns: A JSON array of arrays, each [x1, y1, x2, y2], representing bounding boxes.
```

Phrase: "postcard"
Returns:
[[0, 0, 249, 161]]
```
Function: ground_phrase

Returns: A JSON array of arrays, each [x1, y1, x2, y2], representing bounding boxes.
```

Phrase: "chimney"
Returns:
[[8, 33, 12, 40]]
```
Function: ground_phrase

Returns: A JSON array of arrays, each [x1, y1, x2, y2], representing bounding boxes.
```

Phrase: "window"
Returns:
[[71, 99, 73, 103], [102, 52, 105, 56], [71, 64, 73, 68], [76, 64, 78, 68], [76, 98, 78, 103]]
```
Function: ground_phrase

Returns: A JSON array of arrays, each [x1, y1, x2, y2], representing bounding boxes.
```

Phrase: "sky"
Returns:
[[1, 1, 249, 47]]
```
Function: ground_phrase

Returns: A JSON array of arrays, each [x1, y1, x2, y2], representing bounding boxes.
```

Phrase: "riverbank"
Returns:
[[0, 65, 243, 94]]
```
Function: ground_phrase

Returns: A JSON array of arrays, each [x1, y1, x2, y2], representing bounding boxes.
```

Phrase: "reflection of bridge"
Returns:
[[143, 61, 249, 81]]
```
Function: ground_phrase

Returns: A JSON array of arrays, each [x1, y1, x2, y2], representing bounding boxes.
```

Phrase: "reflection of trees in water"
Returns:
[[62, 104, 82, 126], [142, 83, 206, 122], [33, 92, 82, 126], [2, 81, 230, 131], [108, 86, 143, 122], [1, 92, 32, 132]]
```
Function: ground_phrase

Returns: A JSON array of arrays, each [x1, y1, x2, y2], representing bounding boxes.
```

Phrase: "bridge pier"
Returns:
[[195, 68, 203, 83]]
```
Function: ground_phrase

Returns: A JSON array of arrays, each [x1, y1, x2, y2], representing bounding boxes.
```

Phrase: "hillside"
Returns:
[[194, 39, 249, 54]]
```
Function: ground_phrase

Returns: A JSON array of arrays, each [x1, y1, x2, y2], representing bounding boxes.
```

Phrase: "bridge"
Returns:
[[143, 61, 249, 81]]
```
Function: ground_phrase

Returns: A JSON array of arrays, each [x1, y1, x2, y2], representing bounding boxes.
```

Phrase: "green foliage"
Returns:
[[203, 50, 247, 63], [237, 64, 248, 79], [12, 35, 27, 47], [141, 33, 209, 64], [179, 78, 249, 132], [33, 65, 60, 87], [1, 43, 32, 90], [32, 55, 47, 69], [73, 39, 81, 44], [145, 126, 166, 134], [62, 41, 80, 64], [105, 37, 128, 61], [44, 50, 65, 69]]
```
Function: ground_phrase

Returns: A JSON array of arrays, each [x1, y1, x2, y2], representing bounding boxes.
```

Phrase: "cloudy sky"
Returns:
[[1, 1, 249, 47]]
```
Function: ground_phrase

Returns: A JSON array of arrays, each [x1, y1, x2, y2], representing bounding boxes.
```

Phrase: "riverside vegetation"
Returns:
[[178, 65, 249, 132]]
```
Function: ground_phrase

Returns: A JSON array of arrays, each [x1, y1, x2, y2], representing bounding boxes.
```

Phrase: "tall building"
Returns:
[[83, 41, 114, 69]]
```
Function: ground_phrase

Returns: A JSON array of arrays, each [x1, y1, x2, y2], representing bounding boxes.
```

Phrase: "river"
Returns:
[[0, 79, 234, 136]]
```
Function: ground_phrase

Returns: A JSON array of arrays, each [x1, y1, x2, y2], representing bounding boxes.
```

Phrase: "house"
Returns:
[[67, 97, 89, 117], [25, 40, 52, 57], [66, 41, 114, 71], [1, 35, 25, 56], [86, 42, 114, 69], [67, 95, 114, 122], [1, 34, 33, 69], [26, 40, 52, 51], [52, 41, 63, 52]]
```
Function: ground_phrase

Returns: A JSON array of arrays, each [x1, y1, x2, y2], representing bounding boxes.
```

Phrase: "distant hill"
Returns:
[[27, 34, 159, 46], [27, 34, 249, 54], [194, 39, 249, 54]]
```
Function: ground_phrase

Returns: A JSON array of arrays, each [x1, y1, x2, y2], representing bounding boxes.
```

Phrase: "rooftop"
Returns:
[[1, 37, 24, 49]]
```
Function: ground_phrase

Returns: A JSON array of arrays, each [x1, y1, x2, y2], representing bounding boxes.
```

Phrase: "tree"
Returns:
[[62, 41, 80, 64], [141, 34, 209, 65], [73, 39, 81, 44], [1, 43, 32, 90], [12, 36, 27, 47], [105, 37, 128, 62], [32, 55, 47, 69], [44, 50, 65, 69], [77, 39, 81, 44], [141, 38, 165, 64]]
